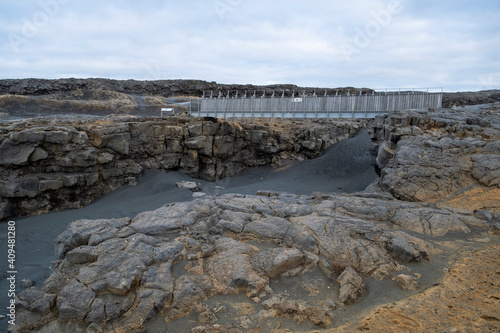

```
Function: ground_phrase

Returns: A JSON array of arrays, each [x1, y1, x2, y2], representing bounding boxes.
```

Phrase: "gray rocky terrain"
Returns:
[[7, 102, 500, 332], [2, 78, 497, 119], [369, 104, 500, 206], [0, 78, 373, 98], [12, 190, 485, 332], [0, 117, 364, 220]]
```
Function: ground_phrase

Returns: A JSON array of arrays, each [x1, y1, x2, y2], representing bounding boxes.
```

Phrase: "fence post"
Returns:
[[281, 92, 284, 118], [338, 93, 342, 118], [351, 91, 355, 118], [314, 95, 317, 119], [251, 95, 253, 123], [366, 93, 370, 117]]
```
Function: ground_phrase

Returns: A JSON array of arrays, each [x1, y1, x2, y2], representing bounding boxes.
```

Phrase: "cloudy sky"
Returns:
[[1, 0, 499, 91]]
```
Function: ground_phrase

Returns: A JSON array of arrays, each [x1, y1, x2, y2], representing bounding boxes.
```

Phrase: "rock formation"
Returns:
[[368, 105, 500, 209], [0, 78, 373, 98], [441, 90, 500, 108], [0, 117, 364, 220], [12, 189, 489, 332], [8, 103, 500, 332], [340, 244, 500, 332]]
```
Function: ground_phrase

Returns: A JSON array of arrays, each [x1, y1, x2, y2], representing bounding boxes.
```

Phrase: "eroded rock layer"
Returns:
[[0, 117, 364, 219], [13, 190, 489, 332]]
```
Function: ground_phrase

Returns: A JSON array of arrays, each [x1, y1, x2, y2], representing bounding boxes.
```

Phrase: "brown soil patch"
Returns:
[[330, 244, 500, 333], [440, 187, 500, 213]]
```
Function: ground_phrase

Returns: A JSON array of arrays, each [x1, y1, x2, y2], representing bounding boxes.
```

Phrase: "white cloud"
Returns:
[[0, 0, 498, 91]]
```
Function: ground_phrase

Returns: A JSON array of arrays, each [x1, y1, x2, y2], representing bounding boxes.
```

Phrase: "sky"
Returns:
[[0, 0, 499, 92]]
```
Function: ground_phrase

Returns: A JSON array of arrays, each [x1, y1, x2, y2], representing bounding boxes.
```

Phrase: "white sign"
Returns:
[[161, 108, 174, 116], [293, 98, 303, 102]]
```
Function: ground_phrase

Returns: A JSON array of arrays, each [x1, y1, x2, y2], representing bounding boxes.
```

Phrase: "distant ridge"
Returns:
[[0, 78, 498, 107], [0, 78, 373, 98]]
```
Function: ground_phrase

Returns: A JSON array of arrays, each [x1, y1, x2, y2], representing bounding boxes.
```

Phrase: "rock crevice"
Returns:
[[0, 117, 365, 219]]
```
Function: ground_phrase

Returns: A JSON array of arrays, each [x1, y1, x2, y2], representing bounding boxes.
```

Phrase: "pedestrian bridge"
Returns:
[[191, 89, 443, 119]]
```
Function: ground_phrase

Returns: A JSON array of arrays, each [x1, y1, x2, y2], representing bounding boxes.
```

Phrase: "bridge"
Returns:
[[190, 89, 443, 119]]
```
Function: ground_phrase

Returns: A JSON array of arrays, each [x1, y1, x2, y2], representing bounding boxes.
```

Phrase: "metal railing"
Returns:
[[192, 89, 443, 119]]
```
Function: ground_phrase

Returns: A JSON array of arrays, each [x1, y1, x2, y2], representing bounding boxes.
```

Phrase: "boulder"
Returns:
[[65, 246, 98, 264], [16, 288, 55, 315], [215, 210, 258, 234], [153, 241, 185, 263], [38, 179, 64, 192], [0, 177, 39, 198], [284, 223, 318, 252], [97, 152, 114, 164], [57, 149, 98, 168], [202, 121, 219, 136], [176, 181, 199, 191], [387, 236, 421, 263], [77, 249, 151, 295], [251, 248, 306, 278], [10, 129, 45, 143], [163, 125, 183, 139], [129, 205, 184, 236], [103, 133, 131, 155], [21, 279, 34, 288], [84, 298, 106, 324], [249, 130, 267, 144], [172, 276, 206, 311], [185, 136, 213, 156], [337, 266, 366, 305], [243, 216, 291, 240], [392, 274, 420, 291], [29, 147, 49, 162], [471, 154, 500, 187], [57, 279, 95, 322], [489, 223, 500, 236], [126, 288, 170, 323], [142, 262, 175, 292], [0, 139, 35, 165], [180, 149, 199, 170], [44, 131, 72, 144], [0, 200, 12, 220], [85, 172, 99, 186], [188, 124, 203, 137], [90, 130, 130, 155], [213, 135, 234, 157], [54, 217, 131, 259], [206, 238, 267, 295]]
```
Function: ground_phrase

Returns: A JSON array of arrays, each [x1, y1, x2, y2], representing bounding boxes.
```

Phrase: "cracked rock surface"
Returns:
[[369, 106, 500, 208], [10, 105, 500, 332], [12, 190, 486, 332]]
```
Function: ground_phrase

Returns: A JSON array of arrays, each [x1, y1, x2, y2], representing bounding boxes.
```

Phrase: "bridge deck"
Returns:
[[192, 91, 442, 119]]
